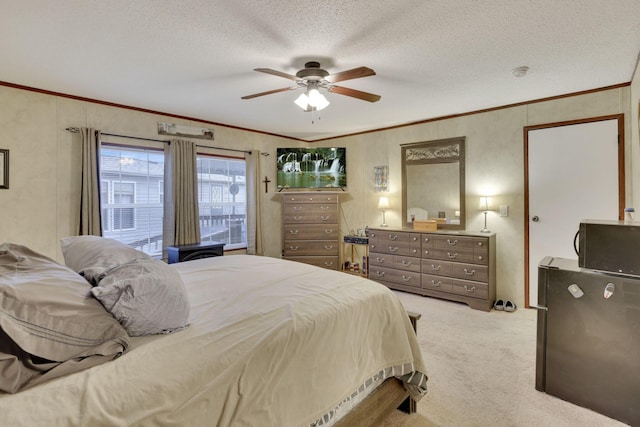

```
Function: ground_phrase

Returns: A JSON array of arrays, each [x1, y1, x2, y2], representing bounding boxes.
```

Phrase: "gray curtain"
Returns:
[[79, 128, 102, 236], [163, 139, 200, 258], [245, 150, 263, 255]]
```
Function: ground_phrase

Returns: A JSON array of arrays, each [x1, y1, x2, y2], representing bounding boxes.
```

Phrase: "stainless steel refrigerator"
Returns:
[[535, 257, 640, 426]]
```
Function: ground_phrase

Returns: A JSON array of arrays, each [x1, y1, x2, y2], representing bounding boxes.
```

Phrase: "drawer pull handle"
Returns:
[[401, 260, 413, 266], [293, 216, 302, 221], [477, 241, 484, 246], [389, 246, 398, 253], [431, 265, 441, 271], [401, 275, 412, 282], [375, 271, 386, 277], [431, 280, 442, 287], [289, 246, 299, 251], [288, 230, 299, 235], [320, 215, 330, 221], [464, 285, 476, 293], [463, 268, 476, 276], [293, 206, 303, 211], [376, 257, 385, 262], [447, 239, 458, 245], [324, 229, 334, 234], [412, 237, 418, 241], [308, 197, 313, 201], [324, 245, 334, 250], [388, 235, 398, 241], [324, 261, 334, 266], [424, 250, 430, 255], [477, 255, 484, 261], [447, 252, 458, 259], [320, 206, 330, 211], [423, 237, 429, 242]]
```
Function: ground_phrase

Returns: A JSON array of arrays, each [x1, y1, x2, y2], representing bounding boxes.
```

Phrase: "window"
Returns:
[[100, 146, 165, 257], [101, 180, 136, 231], [197, 155, 247, 250]]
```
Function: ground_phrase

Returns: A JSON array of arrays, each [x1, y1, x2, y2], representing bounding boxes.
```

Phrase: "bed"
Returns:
[[0, 239, 427, 426]]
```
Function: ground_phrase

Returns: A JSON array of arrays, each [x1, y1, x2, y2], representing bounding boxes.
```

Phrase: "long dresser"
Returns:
[[282, 192, 340, 270], [368, 227, 496, 311]]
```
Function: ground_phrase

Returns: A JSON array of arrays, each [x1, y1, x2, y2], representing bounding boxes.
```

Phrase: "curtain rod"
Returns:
[[65, 127, 252, 154]]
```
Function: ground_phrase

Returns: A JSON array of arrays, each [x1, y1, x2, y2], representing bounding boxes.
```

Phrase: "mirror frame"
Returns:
[[401, 136, 466, 230]]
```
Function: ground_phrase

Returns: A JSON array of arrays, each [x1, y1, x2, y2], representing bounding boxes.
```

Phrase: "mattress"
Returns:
[[0, 254, 427, 426]]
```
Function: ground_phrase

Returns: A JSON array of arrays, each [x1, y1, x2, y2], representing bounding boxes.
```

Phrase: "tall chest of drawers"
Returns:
[[282, 193, 340, 270], [369, 228, 496, 311]]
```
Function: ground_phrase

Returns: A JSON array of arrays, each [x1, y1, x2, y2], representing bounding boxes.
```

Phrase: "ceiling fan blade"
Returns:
[[328, 85, 381, 102], [325, 66, 376, 83], [254, 68, 298, 81], [241, 87, 297, 100]]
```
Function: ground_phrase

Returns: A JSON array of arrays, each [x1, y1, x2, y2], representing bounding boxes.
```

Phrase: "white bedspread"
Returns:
[[0, 255, 427, 426]]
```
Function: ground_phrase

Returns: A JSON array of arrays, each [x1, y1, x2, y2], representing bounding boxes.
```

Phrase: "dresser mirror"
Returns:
[[401, 137, 466, 230]]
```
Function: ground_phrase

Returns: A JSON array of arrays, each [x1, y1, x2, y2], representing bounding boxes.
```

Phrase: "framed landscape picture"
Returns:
[[0, 149, 8, 189]]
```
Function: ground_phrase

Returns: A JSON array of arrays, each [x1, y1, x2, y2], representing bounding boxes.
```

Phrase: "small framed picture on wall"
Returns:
[[0, 149, 9, 189]]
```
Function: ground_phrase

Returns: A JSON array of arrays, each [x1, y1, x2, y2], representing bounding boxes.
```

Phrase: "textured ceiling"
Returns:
[[2, 1, 640, 141]]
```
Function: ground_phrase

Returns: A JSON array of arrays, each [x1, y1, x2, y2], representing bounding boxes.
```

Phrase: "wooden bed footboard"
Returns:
[[334, 377, 410, 427], [334, 311, 422, 426]]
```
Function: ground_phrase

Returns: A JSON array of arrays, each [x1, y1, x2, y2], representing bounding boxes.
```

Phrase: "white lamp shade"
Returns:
[[478, 196, 495, 211], [378, 196, 390, 209], [294, 93, 309, 110]]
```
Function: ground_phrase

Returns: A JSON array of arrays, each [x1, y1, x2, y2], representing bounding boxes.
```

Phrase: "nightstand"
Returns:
[[167, 241, 224, 264]]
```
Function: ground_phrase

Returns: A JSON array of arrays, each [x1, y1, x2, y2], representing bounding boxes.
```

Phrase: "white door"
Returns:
[[527, 118, 621, 306]]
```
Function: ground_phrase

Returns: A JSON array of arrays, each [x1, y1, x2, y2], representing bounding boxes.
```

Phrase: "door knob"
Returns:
[[532, 216, 539, 222]]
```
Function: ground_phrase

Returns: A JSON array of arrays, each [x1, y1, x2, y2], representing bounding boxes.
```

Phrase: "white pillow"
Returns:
[[91, 258, 191, 336], [60, 235, 190, 336], [0, 243, 129, 393], [61, 235, 150, 284]]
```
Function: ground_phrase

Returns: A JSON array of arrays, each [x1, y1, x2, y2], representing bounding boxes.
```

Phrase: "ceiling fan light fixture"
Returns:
[[294, 89, 330, 111]]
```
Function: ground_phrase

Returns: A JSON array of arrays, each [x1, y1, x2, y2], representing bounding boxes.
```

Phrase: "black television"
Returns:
[[276, 147, 346, 189]]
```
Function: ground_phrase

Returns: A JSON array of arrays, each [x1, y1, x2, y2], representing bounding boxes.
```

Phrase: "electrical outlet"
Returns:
[[500, 205, 509, 217]]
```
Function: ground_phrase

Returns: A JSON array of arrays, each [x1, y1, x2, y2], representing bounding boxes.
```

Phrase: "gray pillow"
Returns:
[[0, 243, 130, 393], [60, 235, 151, 284], [90, 257, 191, 336]]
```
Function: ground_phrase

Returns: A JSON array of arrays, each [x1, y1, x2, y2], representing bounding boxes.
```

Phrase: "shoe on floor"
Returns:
[[504, 300, 517, 312], [493, 299, 504, 311]]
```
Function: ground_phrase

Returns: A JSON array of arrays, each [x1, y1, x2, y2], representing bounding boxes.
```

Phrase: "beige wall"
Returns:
[[0, 82, 635, 308]]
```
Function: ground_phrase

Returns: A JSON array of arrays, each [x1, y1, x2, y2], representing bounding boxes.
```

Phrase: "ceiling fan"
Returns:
[[241, 61, 381, 110]]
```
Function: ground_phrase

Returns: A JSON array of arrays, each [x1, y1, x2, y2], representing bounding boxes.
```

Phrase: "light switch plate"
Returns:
[[499, 205, 509, 217]]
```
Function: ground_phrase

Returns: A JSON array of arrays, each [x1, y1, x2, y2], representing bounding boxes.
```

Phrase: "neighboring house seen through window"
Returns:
[[100, 146, 164, 256]]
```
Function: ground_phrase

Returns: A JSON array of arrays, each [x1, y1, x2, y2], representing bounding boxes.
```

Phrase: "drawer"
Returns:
[[431, 235, 489, 252], [421, 258, 453, 277], [425, 249, 476, 264], [422, 248, 488, 265], [421, 273, 454, 293], [283, 240, 338, 256], [286, 256, 339, 270], [450, 278, 489, 299], [392, 255, 421, 273], [369, 253, 421, 273], [369, 252, 393, 268], [450, 263, 488, 282], [283, 194, 339, 204], [371, 230, 421, 245], [369, 265, 421, 289], [284, 224, 339, 240], [370, 240, 420, 257], [283, 208, 338, 224]]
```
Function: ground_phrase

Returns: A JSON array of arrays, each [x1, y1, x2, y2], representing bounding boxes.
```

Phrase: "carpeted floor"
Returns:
[[379, 291, 628, 427]]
